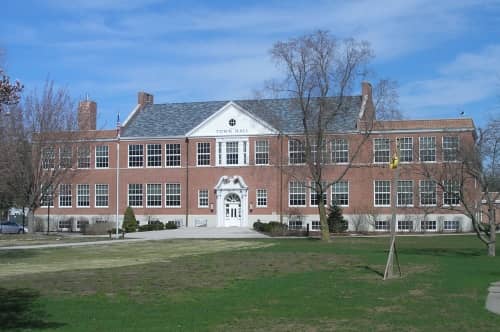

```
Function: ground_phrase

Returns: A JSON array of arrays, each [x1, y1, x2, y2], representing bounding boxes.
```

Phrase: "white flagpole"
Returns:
[[116, 113, 120, 239]]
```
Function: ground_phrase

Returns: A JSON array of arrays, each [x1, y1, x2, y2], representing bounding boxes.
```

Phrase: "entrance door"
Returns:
[[224, 193, 241, 227]]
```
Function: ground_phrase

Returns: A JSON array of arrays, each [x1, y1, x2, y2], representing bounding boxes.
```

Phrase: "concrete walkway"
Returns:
[[486, 281, 500, 315]]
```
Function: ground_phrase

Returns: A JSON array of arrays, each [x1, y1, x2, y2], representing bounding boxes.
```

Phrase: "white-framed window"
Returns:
[[41, 184, 54, 207], [419, 137, 436, 162], [42, 146, 55, 169], [255, 140, 269, 165], [443, 136, 459, 162], [226, 141, 239, 165], [198, 189, 209, 208], [289, 139, 305, 164], [374, 138, 390, 163], [397, 137, 413, 162], [165, 183, 181, 207], [289, 181, 306, 206], [197, 142, 210, 166], [77, 184, 90, 207], [375, 220, 390, 231], [397, 220, 413, 232], [146, 184, 162, 207], [288, 219, 303, 230], [256, 189, 268, 207], [332, 181, 349, 207], [95, 184, 109, 207], [397, 180, 413, 207], [165, 143, 181, 167], [128, 144, 144, 168], [76, 219, 89, 229], [311, 142, 328, 164], [443, 180, 460, 206], [58, 219, 72, 229], [311, 220, 321, 230], [147, 144, 162, 167], [421, 220, 437, 231], [77, 145, 91, 169], [374, 180, 391, 207], [420, 180, 437, 206], [331, 138, 349, 163], [128, 184, 143, 207], [444, 220, 460, 231], [59, 184, 72, 207], [59, 145, 73, 168], [310, 182, 327, 207], [95, 145, 109, 168], [216, 139, 249, 166]]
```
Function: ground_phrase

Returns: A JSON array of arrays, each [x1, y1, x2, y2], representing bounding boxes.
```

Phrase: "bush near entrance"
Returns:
[[122, 207, 138, 233]]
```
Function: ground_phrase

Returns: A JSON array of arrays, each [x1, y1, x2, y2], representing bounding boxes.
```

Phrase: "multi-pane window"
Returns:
[[128, 184, 143, 207], [58, 219, 72, 229], [443, 136, 459, 162], [397, 137, 413, 162], [444, 220, 460, 231], [374, 138, 390, 163], [42, 147, 55, 169], [289, 139, 305, 164], [420, 180, 437, 206], [95, 184, 109, 207], [256, 189, 268, 207], [59, 184, 72, 207], [255, 140, 269, 165], [397, 220, 413, 232], [421, 220, 437, 231], [95, 145, 109, 168], [311, 142, 328, 164], [375, 220, 390, 231], [289, 181, 306, 206], [59, 146, 73, 168], [311, 220, 321, 230], [77, 184, 90, 207], [374, 180, 391, 206], [310, 182, 327, 206], [288, 219, 303, 230], [226, 141, 239, 165], [332, 181, 349, 206], [128, 144, 144, 167], [443, 180, 460, 205], [331, 138, 349, 163], [197, 142, 210, 166], [419, 137, 436, 162], [397, 180, 413, 206], [77, 145, 91, 168], [41, 185, 54, 207], [198, 189, 209, 208], [216, 140, 248, 166], [147, 144, 162, 167], [146, 184, 162, 207], [165, 183, 181, 207], [165, 143, 181, 167]]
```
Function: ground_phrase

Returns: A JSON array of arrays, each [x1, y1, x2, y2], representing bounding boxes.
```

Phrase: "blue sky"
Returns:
[[2, 0, 499, 129]]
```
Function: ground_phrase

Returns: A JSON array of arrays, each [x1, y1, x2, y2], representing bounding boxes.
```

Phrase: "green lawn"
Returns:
[[1, 236, 500, 331]]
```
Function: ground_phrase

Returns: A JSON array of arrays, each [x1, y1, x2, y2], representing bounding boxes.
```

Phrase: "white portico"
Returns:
[[215, 176, 249, 227]]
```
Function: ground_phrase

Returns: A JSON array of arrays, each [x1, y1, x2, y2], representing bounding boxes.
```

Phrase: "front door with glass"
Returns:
[[224, 193, 241, 227]]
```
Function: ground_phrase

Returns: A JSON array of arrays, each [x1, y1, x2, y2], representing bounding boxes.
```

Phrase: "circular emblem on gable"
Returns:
[[229, 118, 236, 127]]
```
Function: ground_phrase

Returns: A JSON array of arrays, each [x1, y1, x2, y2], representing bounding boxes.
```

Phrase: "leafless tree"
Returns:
[[0, 49, 23, 110], [373, 79, 402, 120]]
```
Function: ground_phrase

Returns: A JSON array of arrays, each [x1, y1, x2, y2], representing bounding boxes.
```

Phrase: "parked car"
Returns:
[[0, 221, 28, 234]]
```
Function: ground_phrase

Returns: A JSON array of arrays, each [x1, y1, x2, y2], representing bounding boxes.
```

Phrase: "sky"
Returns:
[[1, 0, 500, 129]]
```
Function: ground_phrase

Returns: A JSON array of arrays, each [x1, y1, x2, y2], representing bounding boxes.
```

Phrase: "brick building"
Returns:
[[35, 82, 478, 232]]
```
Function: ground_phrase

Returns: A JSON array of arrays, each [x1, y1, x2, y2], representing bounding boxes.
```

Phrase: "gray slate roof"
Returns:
[[121, 96, 362, 138]]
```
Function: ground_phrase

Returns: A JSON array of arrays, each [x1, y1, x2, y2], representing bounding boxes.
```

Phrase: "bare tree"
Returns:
[[0, 49, 23, 110], [372, 79, 402, 120]]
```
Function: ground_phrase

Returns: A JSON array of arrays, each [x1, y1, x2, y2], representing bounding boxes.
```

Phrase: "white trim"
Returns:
[[374, 180, 391, 207], [94, 184, 109, 208], [122, 104, 141, 127], [198, 189, 209, 208], [370, 127, 474, 134]]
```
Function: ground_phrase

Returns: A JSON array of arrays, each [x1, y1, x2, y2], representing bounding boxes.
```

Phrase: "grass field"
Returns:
[[0, 233, 108, 248], [1, 235, 500, 331]]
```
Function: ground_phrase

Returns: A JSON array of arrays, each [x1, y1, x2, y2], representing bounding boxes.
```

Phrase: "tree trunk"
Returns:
[[319, 201, 330, 241], [488, 209, 496, 257]]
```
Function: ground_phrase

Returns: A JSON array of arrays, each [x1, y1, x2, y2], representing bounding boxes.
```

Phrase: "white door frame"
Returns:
[[215, 176, 249, 227]]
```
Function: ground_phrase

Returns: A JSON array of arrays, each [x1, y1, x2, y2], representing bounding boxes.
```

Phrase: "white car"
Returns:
[[0, 221, 28, 234]]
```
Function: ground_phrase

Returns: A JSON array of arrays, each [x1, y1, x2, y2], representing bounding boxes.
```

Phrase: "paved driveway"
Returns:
[[128, 227, 269, 240]]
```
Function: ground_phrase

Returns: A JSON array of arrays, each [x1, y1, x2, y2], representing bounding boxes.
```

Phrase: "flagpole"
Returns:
[[116, 113, 120, 239]]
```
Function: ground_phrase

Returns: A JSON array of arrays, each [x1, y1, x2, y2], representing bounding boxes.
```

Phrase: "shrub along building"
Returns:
[[34, 82, 478, 233]]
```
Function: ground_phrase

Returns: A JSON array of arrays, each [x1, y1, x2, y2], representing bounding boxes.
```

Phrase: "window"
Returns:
[[77, 145, 91, 168], [397, 180, 413, 207], [420, 180, 437, 206], [443, 180, 460, 206], [128, 184, 143, 207], [147, 144, 162, 167], [42, 147, 55, 169], [443, 136, 459, 162], [421, 220, 437, 231], [310, 182, 327, 206], [197, 142, 210, 166], [375, 220, 390, 231], [444, 220, 460, 231], [397, 220, 413, 232], [311, 220, 321, 230], [332, 181, 349, 206], [59, 184, 72, 207], [128, 144, 144, 167], [165, 143, 181, 167], [95, 184, 109, 207], [147, 184, 162, 207], [198, 189, 209, 208], [216, 140, 249, 166], [311, 142, 328, 164], [41, 185, 54, 207], [77, 184, 90, 207], [289, 181, 306, 206], [374, 138, 390, 163], [226, 141, 239, 165], [419, 137, 436, 162], [255, 140, 269, 165], [397, 137, 413, 162], [289, 139, 305, 164], [256, 189, 268, 207], [332, 138, 349, 163], [95, 145, 109, 168], [76, 219, 89, 229], [374, 180, 391, 206], [59, 146, 73, 168], [288, 219, 303, 230], [166, 183, 181, 207], [58, 219, 72, 229]]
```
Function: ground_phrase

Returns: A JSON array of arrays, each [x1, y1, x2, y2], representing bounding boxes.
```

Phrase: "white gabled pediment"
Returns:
[[187, 101, 278, 137]]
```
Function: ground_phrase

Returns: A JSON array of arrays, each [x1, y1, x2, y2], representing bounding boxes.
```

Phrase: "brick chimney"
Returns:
[[138, 91, 154, 106], [360, 81, 375, 122], [78, 100, 97, 131]]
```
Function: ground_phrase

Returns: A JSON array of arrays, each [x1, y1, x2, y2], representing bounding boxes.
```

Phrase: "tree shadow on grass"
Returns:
[[357, 265, 384, 278], [397, 247, 483, 257], [0, 287, 65, 331]]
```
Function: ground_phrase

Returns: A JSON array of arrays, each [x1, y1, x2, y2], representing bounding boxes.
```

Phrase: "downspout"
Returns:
[[280, 133, 284, 224], [185, 137, 189, 227]]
